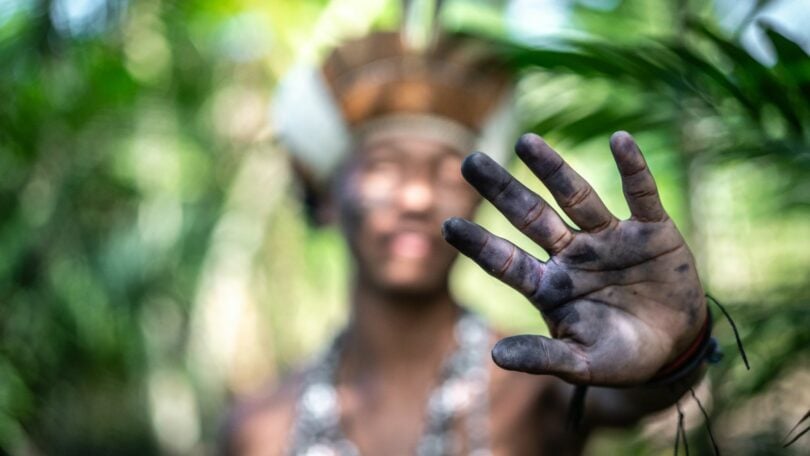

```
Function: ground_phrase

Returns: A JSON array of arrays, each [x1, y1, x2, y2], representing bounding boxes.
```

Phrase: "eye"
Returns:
[[364, 158, 399, 174], [436, 155, 465, 187], [358, 157, 402, 202]]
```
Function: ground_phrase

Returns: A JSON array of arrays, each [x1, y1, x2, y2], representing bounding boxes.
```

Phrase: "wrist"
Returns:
[[665, 297, 709, 363], [647, 309, 719, 386]]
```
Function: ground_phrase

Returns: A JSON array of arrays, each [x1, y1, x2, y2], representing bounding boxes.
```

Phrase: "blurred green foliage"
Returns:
[[0, 0, 257, 453], [0, 0, 808, 455]]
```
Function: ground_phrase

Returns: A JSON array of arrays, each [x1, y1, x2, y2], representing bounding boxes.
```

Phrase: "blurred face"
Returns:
[[336, 135, 480, 297]]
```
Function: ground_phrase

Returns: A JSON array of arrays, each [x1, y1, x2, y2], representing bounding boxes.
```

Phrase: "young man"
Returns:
[[226, 31, 711, 455]]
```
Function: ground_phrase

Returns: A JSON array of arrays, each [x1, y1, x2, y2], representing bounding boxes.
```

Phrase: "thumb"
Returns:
[[492, 335, 590, 383]]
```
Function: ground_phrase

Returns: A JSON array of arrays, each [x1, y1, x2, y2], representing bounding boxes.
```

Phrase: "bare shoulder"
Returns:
[[223, 372, 304, 456]]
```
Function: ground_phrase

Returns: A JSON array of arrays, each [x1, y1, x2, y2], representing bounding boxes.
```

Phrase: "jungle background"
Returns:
[[1, 0, 809, 454]]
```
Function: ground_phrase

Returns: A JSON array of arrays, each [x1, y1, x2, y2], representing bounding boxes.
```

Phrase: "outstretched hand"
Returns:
[[442, 132, 707, 387]]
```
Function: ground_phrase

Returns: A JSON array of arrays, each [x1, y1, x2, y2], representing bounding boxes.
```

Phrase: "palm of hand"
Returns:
[[443, 132, 706, 386]]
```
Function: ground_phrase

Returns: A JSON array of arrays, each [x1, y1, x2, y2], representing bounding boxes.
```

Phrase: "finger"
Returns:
[[515, 133, 617, 233], [442, 217, 544, 298], [460, 152, 574, 254], [492, 335, 590, 383], [609, 131, 667, 222]]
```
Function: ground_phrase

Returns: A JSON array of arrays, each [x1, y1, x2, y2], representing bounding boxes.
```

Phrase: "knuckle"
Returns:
[[540, 157, 565, 180], [473, 233, 491, 258], [621, 162, 648, 178], [627, 186, 658, 199], [560, 185, 592, 209], [548, 230, 574, 253], [589, 217, 616, 234], [491, 177, 514, 202], [518, 199, 546, 230], [494, 244, 517, 278]]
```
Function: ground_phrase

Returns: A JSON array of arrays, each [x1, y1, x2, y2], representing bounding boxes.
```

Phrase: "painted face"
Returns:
[[336, 135, 480, 296]]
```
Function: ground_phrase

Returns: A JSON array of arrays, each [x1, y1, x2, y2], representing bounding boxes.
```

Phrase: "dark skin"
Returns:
[[227, 131, 707, 455]]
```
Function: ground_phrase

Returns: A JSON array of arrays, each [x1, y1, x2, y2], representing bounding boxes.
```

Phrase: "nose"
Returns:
[[397, 176, 435, 214]]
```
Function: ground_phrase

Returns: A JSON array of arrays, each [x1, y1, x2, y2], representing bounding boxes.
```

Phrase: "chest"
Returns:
[[288, 315, 581, 455], [338, 379, 432, 455], [334, 367, 577, 456]]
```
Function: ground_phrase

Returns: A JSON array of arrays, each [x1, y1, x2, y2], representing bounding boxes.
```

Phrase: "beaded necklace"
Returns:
[[289, 310, 492, 455]]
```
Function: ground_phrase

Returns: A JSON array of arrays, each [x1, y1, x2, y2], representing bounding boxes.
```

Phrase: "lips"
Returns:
[[388, 231, 434, 259]]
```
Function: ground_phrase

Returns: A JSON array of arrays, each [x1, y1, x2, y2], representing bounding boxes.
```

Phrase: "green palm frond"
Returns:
[[460, 14, 810, 186]]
